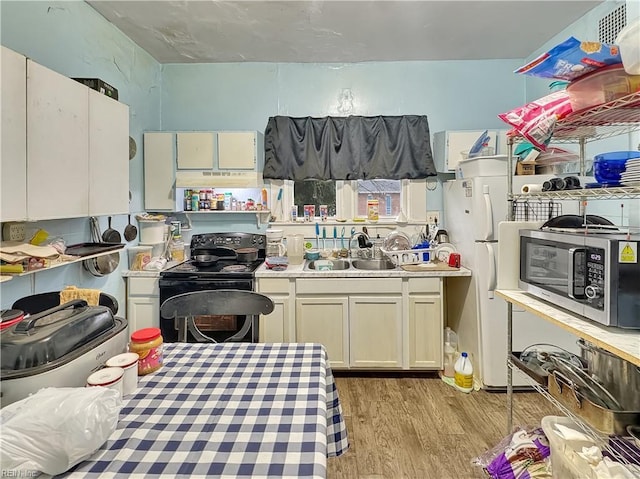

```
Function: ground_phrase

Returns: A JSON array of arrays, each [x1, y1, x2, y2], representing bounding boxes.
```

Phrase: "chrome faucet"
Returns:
[[348, 231, 370, 258]]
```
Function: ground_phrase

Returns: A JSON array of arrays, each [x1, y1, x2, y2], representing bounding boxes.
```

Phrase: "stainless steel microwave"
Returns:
[[519, 229, 640, 329]]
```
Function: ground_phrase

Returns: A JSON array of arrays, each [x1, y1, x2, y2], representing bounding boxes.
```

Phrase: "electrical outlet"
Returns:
[[2, 222, 26, 242], [426, 211, 440, 225]]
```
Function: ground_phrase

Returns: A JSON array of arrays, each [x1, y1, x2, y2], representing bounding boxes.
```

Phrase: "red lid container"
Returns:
[[131, 327, 161, 343]]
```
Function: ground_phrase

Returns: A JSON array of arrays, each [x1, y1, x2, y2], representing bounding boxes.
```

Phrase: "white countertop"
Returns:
[[255, 261, 471, 278], [122, 261, 182, 278], [496, 289, 640, 367]]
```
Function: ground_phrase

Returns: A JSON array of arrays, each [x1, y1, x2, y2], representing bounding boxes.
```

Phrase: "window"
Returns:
[[293, 180, 337, 218], [356, 180, 401, 217]]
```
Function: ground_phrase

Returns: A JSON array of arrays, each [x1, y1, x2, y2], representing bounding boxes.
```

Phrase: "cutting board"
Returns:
[[401, 262, 458, 272]]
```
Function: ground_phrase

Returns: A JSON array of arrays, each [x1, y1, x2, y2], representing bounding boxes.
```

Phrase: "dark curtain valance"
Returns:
[[263, 115, 436, 181]]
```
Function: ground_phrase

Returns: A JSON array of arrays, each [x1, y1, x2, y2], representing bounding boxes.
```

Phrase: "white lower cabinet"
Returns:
[[408, 295, 442, 368], [257, 278, 293, 342], [257, 275, 444, 370], [296, 296, 349, 369], [349, 296, 402, 368], [126, 277, 160, 334]]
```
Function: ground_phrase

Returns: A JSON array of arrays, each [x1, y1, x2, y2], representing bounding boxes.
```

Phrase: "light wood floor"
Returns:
[[327, 373, 555, 479]]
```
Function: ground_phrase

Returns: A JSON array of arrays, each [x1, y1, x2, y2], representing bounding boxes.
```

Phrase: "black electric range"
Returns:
[[158, 232, 266, 343]]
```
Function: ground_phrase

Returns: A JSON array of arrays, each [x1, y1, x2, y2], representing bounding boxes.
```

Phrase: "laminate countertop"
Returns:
[[255, 260, 471, 278]]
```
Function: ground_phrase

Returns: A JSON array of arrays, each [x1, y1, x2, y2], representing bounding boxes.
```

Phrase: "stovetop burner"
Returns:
[[222, 264, 249, 272]]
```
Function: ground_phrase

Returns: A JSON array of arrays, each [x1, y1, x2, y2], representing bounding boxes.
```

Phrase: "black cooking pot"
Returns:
[[236, 248, 258, 263], [192, 254, 219, 266]]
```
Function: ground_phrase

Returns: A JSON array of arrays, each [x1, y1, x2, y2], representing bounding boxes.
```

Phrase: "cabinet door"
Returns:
[[349, 296, 402, 368], [144, 132, 175, 211], [433, 130, 503, 173], [1, 46, 27, 222], [217, 131, 256, 169], [27, 60, 89, 220], [296, 296, 349, 368], [259, 295, 290, 342], [408, 295, 442, 368], [176, 132, 215, 169], [88, 90, 129, 215], [127, 296, 159, 334]]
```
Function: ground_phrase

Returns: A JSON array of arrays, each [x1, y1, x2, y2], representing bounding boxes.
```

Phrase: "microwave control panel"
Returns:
[[585, 247, 605, 310]]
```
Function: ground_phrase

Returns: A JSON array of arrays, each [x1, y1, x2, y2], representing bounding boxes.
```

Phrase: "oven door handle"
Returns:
[[568, 247, 586, 300]]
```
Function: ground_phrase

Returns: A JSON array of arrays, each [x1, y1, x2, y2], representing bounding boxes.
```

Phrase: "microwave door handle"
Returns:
[[482, 185, 494, 241], [567, 247, 585, 300]]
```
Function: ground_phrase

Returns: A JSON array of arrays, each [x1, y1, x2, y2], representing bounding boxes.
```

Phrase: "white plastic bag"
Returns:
[[0, 387, 122, 476]]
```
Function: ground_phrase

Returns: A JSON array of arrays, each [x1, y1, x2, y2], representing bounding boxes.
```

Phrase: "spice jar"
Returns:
[[129, 327, 163, 375]]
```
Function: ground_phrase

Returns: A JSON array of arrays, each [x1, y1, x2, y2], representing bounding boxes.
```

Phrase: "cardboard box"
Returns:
[[516, 160, 536, 175], [73, 78, 118, 100]]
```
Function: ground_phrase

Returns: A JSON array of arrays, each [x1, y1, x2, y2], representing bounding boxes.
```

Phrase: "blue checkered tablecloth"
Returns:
[[57, 342, 349, 478]]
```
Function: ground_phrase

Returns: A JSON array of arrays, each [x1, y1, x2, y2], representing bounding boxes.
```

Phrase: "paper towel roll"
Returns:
[[521, 184, 543, 194]]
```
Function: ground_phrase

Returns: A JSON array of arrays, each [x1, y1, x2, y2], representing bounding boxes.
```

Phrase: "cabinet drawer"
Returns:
[[257, 278, 290, 294], [407, 278, 440, 293], [297, 278, 402, 294], [128, 277, 159, 297]]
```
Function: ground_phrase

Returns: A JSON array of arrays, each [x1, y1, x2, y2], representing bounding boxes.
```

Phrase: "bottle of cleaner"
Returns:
[[454, 352, 473, 393], [443, 327, 458, 378]]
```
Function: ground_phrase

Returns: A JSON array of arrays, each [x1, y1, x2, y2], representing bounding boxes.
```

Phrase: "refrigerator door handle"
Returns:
[[482, 184, 493, 241], [486, 242, 496, 299]]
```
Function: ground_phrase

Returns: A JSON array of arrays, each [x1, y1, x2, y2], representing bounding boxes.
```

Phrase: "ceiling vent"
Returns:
[[599, 4, 626, 44]]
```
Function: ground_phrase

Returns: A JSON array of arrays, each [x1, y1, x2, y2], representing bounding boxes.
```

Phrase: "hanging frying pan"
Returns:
[[102, 217, 121, 243], [124, 214, 137, 242]]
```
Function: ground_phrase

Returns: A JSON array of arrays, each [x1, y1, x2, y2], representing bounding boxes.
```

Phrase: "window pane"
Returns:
[[293, 180, 336, 219], [357, 180, 401, 217]]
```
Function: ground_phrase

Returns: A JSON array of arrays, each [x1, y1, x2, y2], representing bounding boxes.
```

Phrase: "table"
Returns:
[[59, 342, 349, 478]]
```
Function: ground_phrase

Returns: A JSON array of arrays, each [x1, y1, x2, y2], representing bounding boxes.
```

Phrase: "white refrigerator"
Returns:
[[443, 176, 578, 389]]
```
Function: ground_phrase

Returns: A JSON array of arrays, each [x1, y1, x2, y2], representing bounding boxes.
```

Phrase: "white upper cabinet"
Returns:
[[144, 132, 176, 211], [1, 46, 27, 222], [176, 132, 215, 169], [218, 131, 261, 170], [27, 60, 89, 220], [432, 130, 508, 173], [89, 89, 129, 216]]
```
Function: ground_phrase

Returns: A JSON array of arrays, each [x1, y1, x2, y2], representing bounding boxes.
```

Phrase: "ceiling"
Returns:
[[87, 0, 603, 64]]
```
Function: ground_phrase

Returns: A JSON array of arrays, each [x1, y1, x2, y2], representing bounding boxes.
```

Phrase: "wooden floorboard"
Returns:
[[327, 374, 556, 479]]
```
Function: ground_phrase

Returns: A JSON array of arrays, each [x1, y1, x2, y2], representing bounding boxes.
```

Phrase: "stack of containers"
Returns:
[[136, 216, 167, 262], [592, 151, 640, 187]]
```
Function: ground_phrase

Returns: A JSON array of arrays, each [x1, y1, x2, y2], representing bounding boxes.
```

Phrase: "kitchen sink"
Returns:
[[351, 259, 397, 270], [306, 259, 351, 270]]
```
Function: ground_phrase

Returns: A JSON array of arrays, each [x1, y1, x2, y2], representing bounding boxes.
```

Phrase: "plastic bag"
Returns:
[[472, 426, 552, 479], [514, 36, 622, 81], [498, 91, 573, 150], [0, 387, 122, 476]]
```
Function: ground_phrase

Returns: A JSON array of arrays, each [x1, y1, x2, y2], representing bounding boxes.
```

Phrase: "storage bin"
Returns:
[[566, 64, 640, 111], [128, 246, 152, 271], [457, 155, 509, 178], [138, 219, 165, 244], [616, 18, 640, 75], [541, 416, 600, 479]]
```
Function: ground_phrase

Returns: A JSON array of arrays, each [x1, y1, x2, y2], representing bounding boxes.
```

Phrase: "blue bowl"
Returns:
[[593, 151, 640, 182]]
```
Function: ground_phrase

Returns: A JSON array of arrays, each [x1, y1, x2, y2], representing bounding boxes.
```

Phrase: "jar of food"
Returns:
[[86, 367, 125, 398], [170, 237, 185, 262], [129, 328, 163, 375]]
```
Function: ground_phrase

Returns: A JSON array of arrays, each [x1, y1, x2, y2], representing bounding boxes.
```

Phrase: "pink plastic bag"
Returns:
[[498, 91, 573, 150]]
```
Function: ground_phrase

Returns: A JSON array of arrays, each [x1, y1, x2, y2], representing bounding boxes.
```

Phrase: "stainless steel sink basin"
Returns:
[[351, 259, 397, 270], [306, 259, 350, 270]]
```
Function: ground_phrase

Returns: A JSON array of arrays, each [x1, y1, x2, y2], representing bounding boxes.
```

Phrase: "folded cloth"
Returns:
[[60, 286, 101, 306]]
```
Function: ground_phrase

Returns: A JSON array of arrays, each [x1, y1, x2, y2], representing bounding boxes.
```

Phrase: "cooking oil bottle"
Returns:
[[454, 352, 473, 393]]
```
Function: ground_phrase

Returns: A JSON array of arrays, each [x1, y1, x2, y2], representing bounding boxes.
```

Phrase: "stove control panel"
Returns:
[[191, 233, 266, 251]]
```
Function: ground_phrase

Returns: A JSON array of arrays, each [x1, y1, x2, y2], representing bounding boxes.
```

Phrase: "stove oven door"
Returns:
[[158, 278, 256, 343]]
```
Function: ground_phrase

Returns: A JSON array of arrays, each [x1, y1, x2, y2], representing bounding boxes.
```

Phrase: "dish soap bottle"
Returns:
[[454, 352, 473, 393], [443, 327, 458, 378]]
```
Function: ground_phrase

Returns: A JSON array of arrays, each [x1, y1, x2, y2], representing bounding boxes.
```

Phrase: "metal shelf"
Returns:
[[509, 362, 640, 468], [1, 247, 125, 279], [510, 91, 640, 143], [510, 186, 640, 201]]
